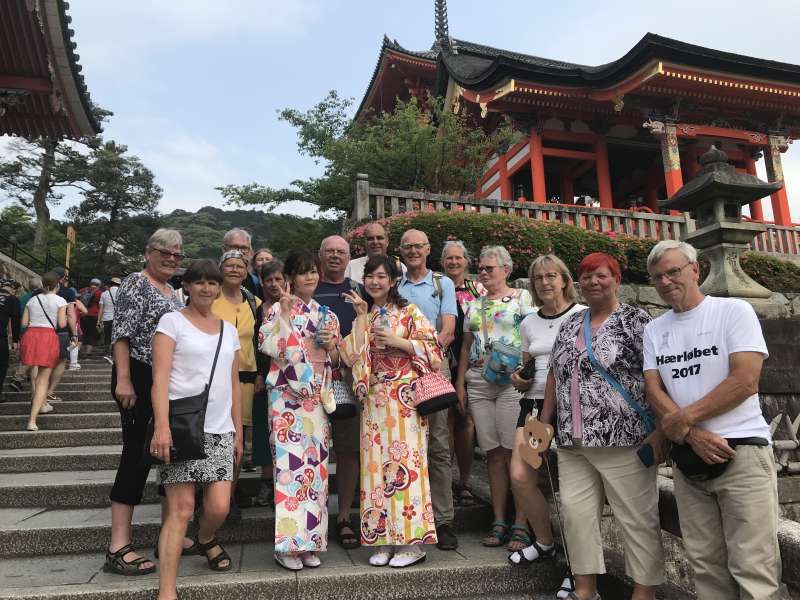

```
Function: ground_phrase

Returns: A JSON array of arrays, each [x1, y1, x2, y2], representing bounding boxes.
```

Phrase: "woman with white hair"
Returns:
[[104, 228, 185, 577], [455, 245, 534, 549]]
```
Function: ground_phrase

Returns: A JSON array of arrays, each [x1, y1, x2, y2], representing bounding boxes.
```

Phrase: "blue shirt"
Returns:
[[397, 270, 457, 331]]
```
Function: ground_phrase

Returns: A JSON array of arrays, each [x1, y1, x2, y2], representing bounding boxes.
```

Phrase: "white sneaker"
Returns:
[[40, 402, 54, 414], [67, 364, 81, 371], [300, 552, 321, 568], [103, 356, 114, 365], [389, 546, 426, 568], [274, 553, 303, 571], [369, 548, 393, 567]]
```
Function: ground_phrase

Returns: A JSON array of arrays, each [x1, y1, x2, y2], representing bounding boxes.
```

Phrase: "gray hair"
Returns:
[[146, 228, 183, 251], [222, 228, 252, 247], [479, 245, 513, 272], [647, 240, 698, 270], [319, 235, 350, 255], [441, 240, 470, 262], [29, 276, 42, 290]]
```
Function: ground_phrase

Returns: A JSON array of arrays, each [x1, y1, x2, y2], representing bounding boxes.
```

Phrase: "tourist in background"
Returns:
[[314, 236, 362, 550], [97, 277, 121, 365], [19, 271, 66, 430], [104, 229, 185, 576], [340, 254, 441, 568], [456, 245, 533, 550], [644, 240, 780, 600], [212, 250, 262, 519], [508, 255, 584, 599], [222, 228, 262, 300], [151, 259, 242, 600], [78, 278, 103, 358], [8, 277, 42, 392], [440, 240, 483, 507], [0, 278, 21, 400], [540, 252, 664, 600], [345, 221, 406, 284], [259, 250, 338, 571], [397, 228, 459, 551]]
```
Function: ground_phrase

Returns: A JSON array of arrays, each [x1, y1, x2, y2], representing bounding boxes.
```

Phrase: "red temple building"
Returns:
[[357, 1, 799, 226]]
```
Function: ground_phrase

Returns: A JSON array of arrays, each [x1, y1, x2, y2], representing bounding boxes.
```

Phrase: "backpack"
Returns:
[[80, 288, 94, 307]]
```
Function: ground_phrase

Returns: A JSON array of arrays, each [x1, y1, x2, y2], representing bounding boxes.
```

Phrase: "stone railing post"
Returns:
[[353, 174, 370, 221]]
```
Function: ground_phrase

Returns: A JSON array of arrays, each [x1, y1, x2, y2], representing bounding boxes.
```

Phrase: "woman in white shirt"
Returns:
[[508, 255, 584, 599], [20, 271, 67, 431], [149, 260, 243, 600]]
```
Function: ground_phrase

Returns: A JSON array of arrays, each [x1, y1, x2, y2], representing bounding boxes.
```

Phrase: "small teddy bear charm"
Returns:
[[519, 413, 554, 470]]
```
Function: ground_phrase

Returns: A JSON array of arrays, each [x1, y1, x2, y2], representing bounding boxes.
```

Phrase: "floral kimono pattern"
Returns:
[[341, 303, 442, 547], [258, 298, 340, 553]]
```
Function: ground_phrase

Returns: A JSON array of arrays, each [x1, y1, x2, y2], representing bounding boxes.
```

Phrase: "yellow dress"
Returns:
[[341, 303, 442, 547]]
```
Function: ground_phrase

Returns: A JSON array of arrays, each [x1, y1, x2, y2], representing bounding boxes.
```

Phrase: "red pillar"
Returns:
[[644, 186, 658, 211], [530, 130, 546, 203], [499, 156, 513, 201], [660, 123, 684, 198], [561, 171, 574, 205], [743, 154, 764, 222], [594, 136, 613, 209], [764, 135, 793, 226]]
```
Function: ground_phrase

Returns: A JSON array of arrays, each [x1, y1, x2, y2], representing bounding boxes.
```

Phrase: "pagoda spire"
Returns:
[[434, 0, 454, 52]]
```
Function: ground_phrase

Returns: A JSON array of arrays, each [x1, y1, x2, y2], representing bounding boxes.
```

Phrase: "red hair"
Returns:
[[578, 252, 621, 283]]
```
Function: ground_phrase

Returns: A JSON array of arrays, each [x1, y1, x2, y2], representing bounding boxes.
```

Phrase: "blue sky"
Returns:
[[28, 1, 800, 220]]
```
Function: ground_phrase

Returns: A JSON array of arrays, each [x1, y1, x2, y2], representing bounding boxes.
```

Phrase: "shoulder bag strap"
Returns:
[[109, 289, 116, 307], [35, 295, 57, 330], [480, 295, 490, 352], [206, 320, 225, 391], [583, 310, 654, 432]]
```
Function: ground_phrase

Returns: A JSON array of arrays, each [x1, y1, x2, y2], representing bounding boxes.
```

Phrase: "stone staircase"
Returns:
[[0, 356, 570, 600]]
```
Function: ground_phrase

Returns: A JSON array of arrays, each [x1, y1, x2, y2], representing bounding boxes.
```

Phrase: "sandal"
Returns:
[[335, 519, 360, 549], [453, 482, 477, 507], [195, 536, 232, 572], [506, 524, 532, 551], [153, 536, 197, 559], [508, 540, 556, 565], [103, 544, 156, 576], [557, 574, 576, 599], [481, 520, 510, 547]]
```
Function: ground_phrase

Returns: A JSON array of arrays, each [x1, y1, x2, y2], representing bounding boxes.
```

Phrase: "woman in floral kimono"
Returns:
[[341, 255, 442, 569], [258, 250, 339, 571]]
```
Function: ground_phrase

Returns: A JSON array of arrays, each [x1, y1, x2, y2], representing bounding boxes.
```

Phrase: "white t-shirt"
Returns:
[[99, 287, 119, 322], [26, 293, 66, 329], [520, 303, 585, 398], [155, 312, 240, 434], [643, 296, 770, 439], [345, 255, 407, 284]]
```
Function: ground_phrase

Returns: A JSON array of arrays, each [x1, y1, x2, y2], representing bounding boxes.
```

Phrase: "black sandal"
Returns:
[[453, 482, 477, 507], [335, 519, 360, 549], [153, 536, 198, 559], [103, 544, 156, 576], [196, 537, 232, 572]]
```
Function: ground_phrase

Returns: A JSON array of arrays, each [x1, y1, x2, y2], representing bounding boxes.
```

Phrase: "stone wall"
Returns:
[[0, 251, 40, 290]]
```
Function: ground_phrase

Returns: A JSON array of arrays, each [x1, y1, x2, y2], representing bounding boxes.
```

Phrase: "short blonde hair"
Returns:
[[527, 254, 577, 305]]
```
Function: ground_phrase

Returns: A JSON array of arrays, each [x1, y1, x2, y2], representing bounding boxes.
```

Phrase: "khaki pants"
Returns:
[[558, 446, 664, 586], [673, 445, 781, 600], [427, 362, 454, 526]]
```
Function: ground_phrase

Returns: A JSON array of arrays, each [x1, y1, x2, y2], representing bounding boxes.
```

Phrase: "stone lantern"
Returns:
[[661, 146, 782, 299]]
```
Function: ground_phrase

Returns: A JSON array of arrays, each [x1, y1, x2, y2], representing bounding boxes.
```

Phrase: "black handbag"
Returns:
[[518, 356, 536, 381], [144, 320, 225, 465]]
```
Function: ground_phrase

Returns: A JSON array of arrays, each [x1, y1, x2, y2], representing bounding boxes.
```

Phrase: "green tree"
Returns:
[[65, 141, 161, 276], [217, 92, 519, 214]]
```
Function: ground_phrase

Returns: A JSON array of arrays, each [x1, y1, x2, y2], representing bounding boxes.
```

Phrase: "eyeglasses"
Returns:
[[224, 244, 251, 253], [151, 248, 185, 261], [533, 272, 560, 283], [323, 249, 349, 256], [477, 265, 497, 273], [649, 263, 692, 284], [400, 243, 429, 252]]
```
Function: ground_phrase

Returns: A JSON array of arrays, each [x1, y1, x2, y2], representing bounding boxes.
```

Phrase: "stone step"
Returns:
[[2, 390, 111, 402], [0, 400, 118, 416], [0, 413, 119, 432], [0, 445, 123, 473], [0, 469, 286, 508], [0, 533, 559, 600], [0, 499, 491, 557], [0, 428, 121, 450]]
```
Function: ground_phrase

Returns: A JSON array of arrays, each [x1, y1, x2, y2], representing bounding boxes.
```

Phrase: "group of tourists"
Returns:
[[29, 219, 775, 600]]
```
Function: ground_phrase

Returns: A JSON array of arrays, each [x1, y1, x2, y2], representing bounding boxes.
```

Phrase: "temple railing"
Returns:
[[352, 174, 800, 255]]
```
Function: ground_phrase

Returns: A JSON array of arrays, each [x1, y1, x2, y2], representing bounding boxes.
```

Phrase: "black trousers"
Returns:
[[0, 338, 8, 392], [110, 357, 153, 506], [103, 321, 113, 352]]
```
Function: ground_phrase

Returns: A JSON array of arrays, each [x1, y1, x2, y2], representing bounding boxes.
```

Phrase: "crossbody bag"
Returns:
[[144, 320, 225, 464]]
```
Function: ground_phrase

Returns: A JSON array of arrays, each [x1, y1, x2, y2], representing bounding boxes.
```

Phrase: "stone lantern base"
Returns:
[[698, 243, 772, 299]]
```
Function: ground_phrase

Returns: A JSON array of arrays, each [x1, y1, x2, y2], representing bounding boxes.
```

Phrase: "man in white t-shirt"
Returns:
[[344, 222, 406, 283], [642, 240, 780, 600]]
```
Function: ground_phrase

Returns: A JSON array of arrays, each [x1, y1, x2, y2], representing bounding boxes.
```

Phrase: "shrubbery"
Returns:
[[345, 211, 800, 292]]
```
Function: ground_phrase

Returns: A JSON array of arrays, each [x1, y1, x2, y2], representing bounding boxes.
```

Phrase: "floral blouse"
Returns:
[[111, 272, 183, 365], [549, 303, 652, 448], [463, 288, 534, 366], [258, 298, 340, 414]]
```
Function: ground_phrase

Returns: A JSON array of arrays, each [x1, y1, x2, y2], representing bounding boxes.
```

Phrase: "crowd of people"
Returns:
[[0, 221, 782, 600]]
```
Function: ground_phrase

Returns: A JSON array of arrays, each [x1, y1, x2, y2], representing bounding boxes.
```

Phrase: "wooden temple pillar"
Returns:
[[499, 155, 513, 201], [659, 122, 684, 198], [530, 129, 546, 203], [560, 170, 574, 204], [764, 134, 793, 226], [594, 137, 613, 208], [644, 186, 659, 211], [743, 152, 765, 222]]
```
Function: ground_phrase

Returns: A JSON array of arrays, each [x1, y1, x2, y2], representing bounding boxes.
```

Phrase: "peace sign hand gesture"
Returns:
[[343, 290, 368, 316], [278, 281, 295, 316]]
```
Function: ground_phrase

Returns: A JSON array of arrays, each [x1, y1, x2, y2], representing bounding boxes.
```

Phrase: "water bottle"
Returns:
[[375, 307, 390, 350], [315, 305, 329, 347]]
